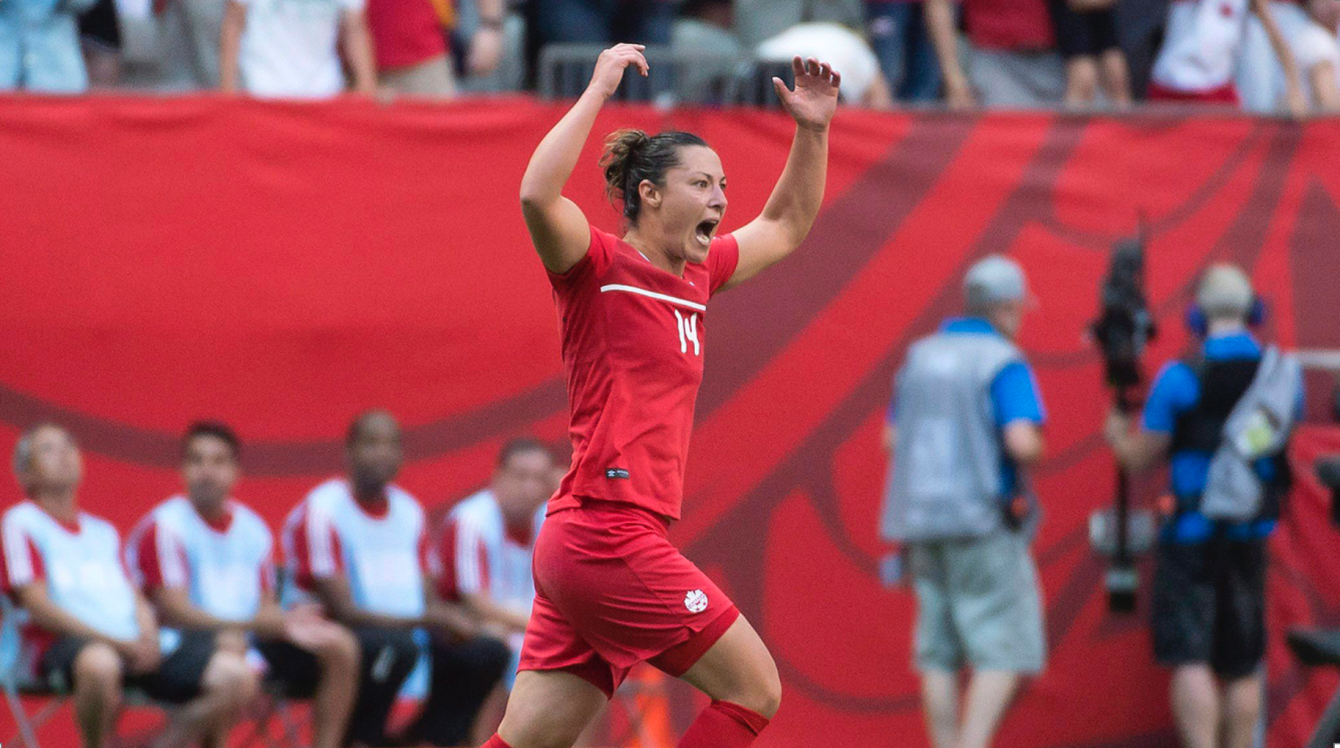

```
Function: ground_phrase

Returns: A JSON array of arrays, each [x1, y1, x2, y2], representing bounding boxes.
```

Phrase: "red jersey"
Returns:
[[547, 225, 739, 520]]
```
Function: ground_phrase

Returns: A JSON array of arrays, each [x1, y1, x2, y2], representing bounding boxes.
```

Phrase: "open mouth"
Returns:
[[695, 218, 720, 245]]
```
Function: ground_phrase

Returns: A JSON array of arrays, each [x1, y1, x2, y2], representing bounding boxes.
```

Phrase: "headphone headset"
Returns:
[[1184, 297, 1266, 337]]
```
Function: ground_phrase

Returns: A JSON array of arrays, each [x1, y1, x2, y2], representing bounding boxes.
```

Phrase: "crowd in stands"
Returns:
[[2, 417, 558, 747], [0, 0, 1337, 112]]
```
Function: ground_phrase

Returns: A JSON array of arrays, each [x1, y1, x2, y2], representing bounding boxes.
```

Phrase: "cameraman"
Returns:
[[882, 255, 1047, 748], [1105, 264, 1304, 748]]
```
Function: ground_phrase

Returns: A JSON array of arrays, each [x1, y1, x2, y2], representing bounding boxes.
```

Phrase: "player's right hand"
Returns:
[[588, 43, 649, 99]]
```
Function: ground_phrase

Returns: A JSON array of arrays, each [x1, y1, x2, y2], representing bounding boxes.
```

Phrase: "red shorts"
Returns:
[[518, 499, 740, 697], [1146, 81, 1240, 106]]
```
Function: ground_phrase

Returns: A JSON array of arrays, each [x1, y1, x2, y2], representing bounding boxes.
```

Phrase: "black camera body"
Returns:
[[1091, 238, 1158, 397], [1090, 232, 1158, 613]]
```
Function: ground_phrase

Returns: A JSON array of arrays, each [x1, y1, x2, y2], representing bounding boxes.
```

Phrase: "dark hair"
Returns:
[[496, 437, 552, 470], [183, 421, 240, 461], [600, 129, 708, 224]]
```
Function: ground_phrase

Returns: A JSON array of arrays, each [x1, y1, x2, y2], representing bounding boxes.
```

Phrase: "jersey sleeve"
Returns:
[[291, 503, 344, 587], [707, 234, 740, 296], [129, 519, 190, 592], [991, 360, 1046, 427], [0, 514, 45, 596], [434, 515, 490, 601], [546, 224, 616, 291], [1143, 361, 1199, 434]]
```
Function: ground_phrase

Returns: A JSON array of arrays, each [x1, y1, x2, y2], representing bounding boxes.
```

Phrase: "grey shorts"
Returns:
[[966, 46, 1065, 108], [909, 529, 1046, 674]]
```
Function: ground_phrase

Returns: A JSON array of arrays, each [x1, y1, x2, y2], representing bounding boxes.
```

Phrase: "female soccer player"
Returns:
[[486, 44, 839, 748]]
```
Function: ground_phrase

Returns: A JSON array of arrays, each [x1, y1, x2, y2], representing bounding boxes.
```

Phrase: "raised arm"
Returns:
[[726, 57, 839, 289], [519, 43, 648, 274], [1250, 0, 1307, 117]]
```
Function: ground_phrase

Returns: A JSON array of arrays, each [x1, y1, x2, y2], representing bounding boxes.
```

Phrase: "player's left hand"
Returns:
[[773, 56, 840, 132]]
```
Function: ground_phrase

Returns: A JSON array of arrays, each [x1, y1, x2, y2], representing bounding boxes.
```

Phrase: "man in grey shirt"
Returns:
[[882, 255, 1047, 748]]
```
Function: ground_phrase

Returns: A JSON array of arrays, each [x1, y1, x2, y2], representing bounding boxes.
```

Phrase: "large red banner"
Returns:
[[1, 96, 1339, 747]]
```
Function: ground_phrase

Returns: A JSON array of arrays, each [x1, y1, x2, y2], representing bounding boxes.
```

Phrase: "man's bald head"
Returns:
[[345, 410, 403, 499]]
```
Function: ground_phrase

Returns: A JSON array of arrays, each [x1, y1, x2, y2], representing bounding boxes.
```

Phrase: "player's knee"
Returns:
[[205, 652, 260, 709], [73, 643, 123, 693], [215, 629, 249, 656], [752, 664, 783, 719], [736, 648, 782, 719]]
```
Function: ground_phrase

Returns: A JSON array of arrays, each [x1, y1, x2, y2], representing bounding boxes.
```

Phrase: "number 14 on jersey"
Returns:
[[674, 310, 700, 356]]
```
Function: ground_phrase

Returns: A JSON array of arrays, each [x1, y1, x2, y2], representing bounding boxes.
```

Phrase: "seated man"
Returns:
[[284, 410, 511, 746], [126, 422, 360, 748], [429, 438, 554, 737], [1, 423, 256, 748]]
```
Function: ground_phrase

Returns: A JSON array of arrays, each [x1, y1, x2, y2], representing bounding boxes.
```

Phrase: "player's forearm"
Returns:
[[758, 125, 828, 250], [341, 12, 377, 95], [154, 589, 240, 632], [519, 90, 606, 207], [133, 596, 161, 644], [23, 594, 126, 645], [463, 592, 528, 633]]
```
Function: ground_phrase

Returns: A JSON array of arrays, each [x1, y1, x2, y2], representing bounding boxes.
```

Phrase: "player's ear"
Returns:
[[638, 179, 661, 210]]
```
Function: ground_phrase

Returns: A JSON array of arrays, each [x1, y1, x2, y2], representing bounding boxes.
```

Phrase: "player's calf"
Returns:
[[72, 643, 124, 748]]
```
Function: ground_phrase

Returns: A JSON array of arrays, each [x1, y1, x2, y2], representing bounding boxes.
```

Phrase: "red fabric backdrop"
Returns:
[[1, 96, 1339, 747]]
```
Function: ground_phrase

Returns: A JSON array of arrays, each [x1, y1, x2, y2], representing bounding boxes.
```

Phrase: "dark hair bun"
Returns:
[[600, 129, 651, 206]]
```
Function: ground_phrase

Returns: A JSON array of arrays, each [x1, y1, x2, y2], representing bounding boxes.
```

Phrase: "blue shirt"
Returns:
[[1143, 332, 1303, 544], [0, 0, 94, 93], [888, 317, 1046, 496]]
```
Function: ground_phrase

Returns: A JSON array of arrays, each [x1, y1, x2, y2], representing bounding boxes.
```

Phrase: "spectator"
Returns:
[[1047, 0, 1132, 107], [448, 0, 510, 89], [1239, 0, 1340, 112], [282, 410, 511, 747], [77, 0, 122, 86], [367, 0, 501, 98], [734, 0, 863, 48], [1105, 265, 1305, 748], [125, 422, 360, 748], [755, 22, 895, 108], [1, 424, 258, 748], [672, 0, 747, 101], [156, 0, 228, 87], [866, 0, 941, 103], [218, 0, 376, 98], [1148, 0, 1306, 115], [525, 0, 679, 87], [881, 256, 1048, 748], [426, 437, 553, 740], [925, 0, 1064, 108], [0, 0, 97, 92]]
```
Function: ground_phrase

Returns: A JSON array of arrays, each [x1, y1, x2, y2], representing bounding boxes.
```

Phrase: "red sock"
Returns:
[[678, 700, 771, 747], [481, 735, 513, 748]]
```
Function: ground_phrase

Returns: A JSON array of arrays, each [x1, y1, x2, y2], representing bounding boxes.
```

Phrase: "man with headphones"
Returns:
[[1104, 263, 1305, 748]]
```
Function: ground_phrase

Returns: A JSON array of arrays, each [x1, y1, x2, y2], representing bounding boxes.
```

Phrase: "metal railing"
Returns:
[[538, 43, 800, 109]]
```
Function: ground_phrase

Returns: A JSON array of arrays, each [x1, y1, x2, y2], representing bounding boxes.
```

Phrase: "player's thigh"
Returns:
[[678, 615, 781, 718], [498, 669, 607, 748]]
